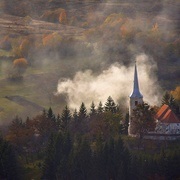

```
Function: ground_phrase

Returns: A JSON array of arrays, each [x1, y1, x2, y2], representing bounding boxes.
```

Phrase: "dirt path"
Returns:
[[5, 95, 44, 111]]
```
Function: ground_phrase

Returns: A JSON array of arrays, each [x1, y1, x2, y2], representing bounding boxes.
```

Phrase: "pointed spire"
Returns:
[[130, 62, 143, 98]]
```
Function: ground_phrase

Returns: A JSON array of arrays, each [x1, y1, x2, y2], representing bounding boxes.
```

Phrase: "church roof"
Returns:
[[155, 104, 170, 120], [155, 104, 180, 123], [130, 63, 143, 98]]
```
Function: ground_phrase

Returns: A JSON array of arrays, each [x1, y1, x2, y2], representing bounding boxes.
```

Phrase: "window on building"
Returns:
[[135, 101, 138, 106]]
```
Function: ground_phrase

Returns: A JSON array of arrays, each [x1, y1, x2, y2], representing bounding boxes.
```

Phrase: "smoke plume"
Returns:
[[56, 54, 162, 110]]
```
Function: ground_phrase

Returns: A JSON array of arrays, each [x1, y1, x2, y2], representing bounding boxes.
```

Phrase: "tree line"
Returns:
[[0, 95, 180, 179]]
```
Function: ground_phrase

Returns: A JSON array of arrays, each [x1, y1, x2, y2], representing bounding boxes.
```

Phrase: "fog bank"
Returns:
[[56, 54, 162, 110]]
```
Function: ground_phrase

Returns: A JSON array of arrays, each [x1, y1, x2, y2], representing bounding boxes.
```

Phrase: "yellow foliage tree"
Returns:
[[120, 25, 128, 38], [171, 86, 180, 103], [13, 58, 28, 68], [20, 37, 34, 57], [59, 10, 67, 24], [42, 32, 62, 49], [104, 13, 124, 27], [12, 58, 28, 78], [152, 23, 159, 32]]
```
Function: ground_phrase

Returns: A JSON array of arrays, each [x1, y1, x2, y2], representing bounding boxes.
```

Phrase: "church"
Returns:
[[128, 62, 143, 136], [128, 63, 180, 140]]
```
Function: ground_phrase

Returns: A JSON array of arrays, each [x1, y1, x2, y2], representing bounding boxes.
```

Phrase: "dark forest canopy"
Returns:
[[1, 96, 180, 179]]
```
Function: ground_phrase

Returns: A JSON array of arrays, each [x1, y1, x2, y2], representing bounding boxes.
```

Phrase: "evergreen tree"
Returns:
[[60, 105, 71, 132], [71, 138, 92, 180], [130, 155, 140, 180], [42, 132, 72, 179], [97, 101, 103, 114], [73, 109, 78, 122], [47, 107, 56, 122], [106, 138, 115, 179], [92, 136, 106, 179], [11, 116, 23, 128], [105, 96, 117, 113], [0, 136, 19, 179], [162, 91, 171, 105], [42, 134, 57, 180], [56, 132, 72, 179], [78, 102, 87, 120], [56, 113, 61, 128], [114, 138, 129, 178], [90, 101, 96, 117], [161, 91, 178, 113], [57, 114, 60, 121]]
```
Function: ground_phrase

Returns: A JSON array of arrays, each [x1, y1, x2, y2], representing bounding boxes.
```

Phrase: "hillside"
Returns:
[[0, 0, 179, 122], [0, 14, 84, 37]]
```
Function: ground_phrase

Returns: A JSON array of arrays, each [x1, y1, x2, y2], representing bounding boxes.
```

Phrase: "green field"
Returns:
[[0, 59, 68, 123]]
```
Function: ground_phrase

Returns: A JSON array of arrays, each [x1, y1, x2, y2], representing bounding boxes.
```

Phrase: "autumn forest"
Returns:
[[0, 0, 179, 179]]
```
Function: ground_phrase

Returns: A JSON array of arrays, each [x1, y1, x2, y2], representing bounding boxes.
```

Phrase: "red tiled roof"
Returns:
[[155, 104, 170, 120], [155, 104, 180, 123]]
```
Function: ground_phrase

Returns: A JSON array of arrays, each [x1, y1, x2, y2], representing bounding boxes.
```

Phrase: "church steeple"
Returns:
[[130, 62, 143, 98], [128, 62, 143, 136]]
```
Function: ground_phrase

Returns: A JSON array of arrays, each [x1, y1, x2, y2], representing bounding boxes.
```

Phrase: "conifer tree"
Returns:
[[56, 132, 72, 179], [56, 113, 61, 127], [106, 138, 115, 179], [0, 136, 19, 179], [71, 138, 92, 179], [78, 102, 87, 120], [162, 91, 178, 114], [73, 109, 78, 122], [97, 101, 103, 114], [162, 91, 171, 105], [60, 105, 71, 132], [43, 132, 72, 179], [90, 101, 96, 117], [42, 134, 57, 179], [47, 107, 56, 122], [105, 96, 117, 113]]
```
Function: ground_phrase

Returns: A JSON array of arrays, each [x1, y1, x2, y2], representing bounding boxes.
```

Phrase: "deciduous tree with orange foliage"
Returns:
[[171, 86, 180, 103], [5, 116, 34, 153], [42, 32, 62, 50], [7, 58, 28, 80], [59, 10, 67, 24], [20, 37, 34, 57], [12, 58, 28, 79], [171, 86, 180, 116]]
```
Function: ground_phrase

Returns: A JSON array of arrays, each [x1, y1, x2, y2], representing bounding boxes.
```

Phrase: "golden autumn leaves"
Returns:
[[9, 58, 28, 80]]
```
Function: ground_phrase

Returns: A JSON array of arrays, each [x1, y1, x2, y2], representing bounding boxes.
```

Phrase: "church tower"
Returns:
[[128, 62, 143, 136]]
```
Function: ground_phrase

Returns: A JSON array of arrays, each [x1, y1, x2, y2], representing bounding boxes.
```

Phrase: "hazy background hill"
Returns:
[[0, 0, 179, 123]]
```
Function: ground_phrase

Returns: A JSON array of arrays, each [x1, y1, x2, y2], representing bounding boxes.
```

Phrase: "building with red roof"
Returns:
[[145, 104, 180, 140], [129, 63, 180, 140], [155, 104, 180, 124]]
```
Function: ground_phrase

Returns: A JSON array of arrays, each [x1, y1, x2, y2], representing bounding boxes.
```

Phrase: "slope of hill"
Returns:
[[0, 0, 179, 122], [0, 14, 84, 37]]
